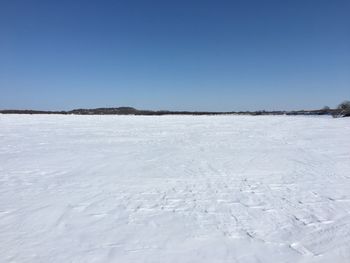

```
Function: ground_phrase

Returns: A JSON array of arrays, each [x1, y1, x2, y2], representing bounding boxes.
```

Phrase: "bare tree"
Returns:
[[338, 101, 350, 110], [337, 100, 350, 117], [321, 106, 330, 114]]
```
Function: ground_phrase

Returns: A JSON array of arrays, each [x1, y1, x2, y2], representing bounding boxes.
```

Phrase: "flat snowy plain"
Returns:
[[1, 115, 350, 263]]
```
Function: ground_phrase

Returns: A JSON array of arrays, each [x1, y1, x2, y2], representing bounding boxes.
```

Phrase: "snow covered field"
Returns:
[[1, 115, 349, 263]]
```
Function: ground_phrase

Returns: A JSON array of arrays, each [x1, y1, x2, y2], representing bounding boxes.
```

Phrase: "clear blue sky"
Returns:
[[1, 0, 349, 111]]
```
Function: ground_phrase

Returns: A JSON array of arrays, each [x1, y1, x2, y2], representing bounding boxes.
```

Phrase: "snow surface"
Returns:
[[1, 115, 350, 263]]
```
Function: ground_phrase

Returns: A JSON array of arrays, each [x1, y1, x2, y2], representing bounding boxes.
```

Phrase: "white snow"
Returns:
[[0, 115, 350, 263]]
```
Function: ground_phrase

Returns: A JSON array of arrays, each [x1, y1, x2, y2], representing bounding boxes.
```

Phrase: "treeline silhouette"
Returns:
[[1, 104, 348, 117]]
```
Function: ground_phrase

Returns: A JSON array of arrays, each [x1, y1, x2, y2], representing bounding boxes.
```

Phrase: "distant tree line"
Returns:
[[1, 101, 349, 117]]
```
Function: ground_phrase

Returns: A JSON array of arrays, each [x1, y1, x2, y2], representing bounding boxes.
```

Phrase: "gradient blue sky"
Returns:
[[1, 0, 349, 111]]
